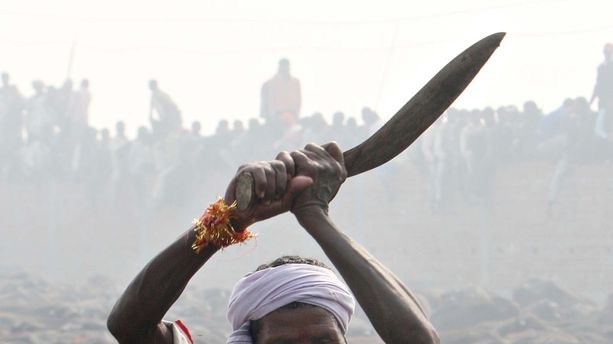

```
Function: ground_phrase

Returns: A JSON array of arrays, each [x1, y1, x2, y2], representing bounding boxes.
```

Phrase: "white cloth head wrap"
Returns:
[[226, 263, 356, 343]]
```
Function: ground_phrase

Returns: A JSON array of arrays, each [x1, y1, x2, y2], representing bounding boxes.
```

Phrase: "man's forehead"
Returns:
[[261, 326, 341, 344], [257, 306, 344, 344]]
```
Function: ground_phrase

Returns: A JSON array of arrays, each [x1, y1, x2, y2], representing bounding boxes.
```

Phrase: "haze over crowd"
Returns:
[[2, 0, 612, 133], [0, 51, 611, 209], [1, 43, 613, 342], [1, 1, 613, 343]]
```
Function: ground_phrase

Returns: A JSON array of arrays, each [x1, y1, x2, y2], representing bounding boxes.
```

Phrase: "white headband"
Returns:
[[226, 263, 356, 343]]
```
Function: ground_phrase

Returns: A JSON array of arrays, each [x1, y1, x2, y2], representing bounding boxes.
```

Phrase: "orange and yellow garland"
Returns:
[[192, 198, 255, 253]]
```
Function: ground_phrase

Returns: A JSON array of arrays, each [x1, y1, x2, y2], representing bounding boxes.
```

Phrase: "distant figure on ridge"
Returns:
[[149, 79, 182, 137], [591, 43, 613, 139], [260, 58, 301, 128]]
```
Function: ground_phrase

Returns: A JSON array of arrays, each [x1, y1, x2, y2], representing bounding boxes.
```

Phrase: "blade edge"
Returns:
[[344, 32, 506, 177]]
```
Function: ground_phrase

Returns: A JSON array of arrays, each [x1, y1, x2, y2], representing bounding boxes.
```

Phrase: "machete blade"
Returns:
[[344, 32, 505, 177], [235, 32, 505, 210]]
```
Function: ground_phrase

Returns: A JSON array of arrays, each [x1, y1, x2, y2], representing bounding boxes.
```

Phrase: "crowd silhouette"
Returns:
[[1, 51, 613, 343], [0, 66, 611, 213]]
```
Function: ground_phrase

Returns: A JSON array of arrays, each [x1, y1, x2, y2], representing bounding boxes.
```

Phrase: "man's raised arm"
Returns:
[[107, 158, 309, 344], [107, 228, 217, 344], [290, 142, 440, 344]]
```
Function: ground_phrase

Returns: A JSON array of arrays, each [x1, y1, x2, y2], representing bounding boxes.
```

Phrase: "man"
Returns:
[[421, 118, 447, 211], [0, 73, 25, 178], [149, 79, 183, 136], [25, 80, 50, 141], [546, 98, 592, 212], [109, 121, 131, 202], [107, 142, 439, 344], [591, 43, 613, 139], [66, 78, 92, 130], [260, 59, 302, 127]]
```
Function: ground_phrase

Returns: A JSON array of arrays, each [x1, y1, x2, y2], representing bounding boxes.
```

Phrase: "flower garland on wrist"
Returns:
[[191, 198, 255, 253]]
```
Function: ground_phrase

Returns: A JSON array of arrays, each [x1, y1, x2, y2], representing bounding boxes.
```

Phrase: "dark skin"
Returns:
[[107, 142, 439, 344], [256, 306, 346, 344]]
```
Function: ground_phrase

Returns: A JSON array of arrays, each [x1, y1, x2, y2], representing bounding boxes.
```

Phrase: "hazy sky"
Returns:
[[1, 0, 612, 135]]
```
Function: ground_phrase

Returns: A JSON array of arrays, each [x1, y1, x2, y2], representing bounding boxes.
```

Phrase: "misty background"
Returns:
[[1, 0, 613, 343]]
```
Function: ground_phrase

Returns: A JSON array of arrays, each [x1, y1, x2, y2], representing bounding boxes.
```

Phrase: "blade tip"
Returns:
[[492, 32, 507, 42]]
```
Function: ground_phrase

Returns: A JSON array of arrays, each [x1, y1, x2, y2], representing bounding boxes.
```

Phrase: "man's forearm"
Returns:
[[107, 227, 218, 343], [296, 207, 439, 344]]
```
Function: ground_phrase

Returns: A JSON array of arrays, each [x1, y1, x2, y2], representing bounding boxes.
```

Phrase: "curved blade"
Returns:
[[344, 32, 505, 177], [234, 32, 505, 211]]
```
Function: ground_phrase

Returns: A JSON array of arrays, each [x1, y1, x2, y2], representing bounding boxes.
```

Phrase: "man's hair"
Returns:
[[249, 256, 332, 342], [254, 255, 330, 272]]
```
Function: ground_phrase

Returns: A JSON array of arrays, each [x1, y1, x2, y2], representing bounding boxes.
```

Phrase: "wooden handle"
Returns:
[[233, 150, 349, 211]]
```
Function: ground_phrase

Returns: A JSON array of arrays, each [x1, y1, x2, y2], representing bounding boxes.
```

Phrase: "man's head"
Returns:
[[191, 121, 201, 135], [604, 43, 613, 61], [332, 112, 345, 127], [149, 79, 159, 91], [562, 98, 575, 113], [346, 117, 357, 130], [482, 107, 495, 126], [361, 107, 379, 125], [32, 80, 44, 94], [523, 100, 539, 115], [99, 128, 110, 142], [278, 58, 290, 77], [116, 121, 126, 136], [216, 119, 229, 135], [248, 118, 261, 131], [62, 78, 73, 91], [136, 126, 150, 141], [250, 257, 345, 343], [1, 72, 9, 86], [227, 256, 355, 344], [233, 120, 245, 134]]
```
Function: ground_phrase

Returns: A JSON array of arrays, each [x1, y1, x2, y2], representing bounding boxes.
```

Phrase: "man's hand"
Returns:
[[290, 142, 347, 215], [224, 152, 313, 231], [224, 142, 346, 230]]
